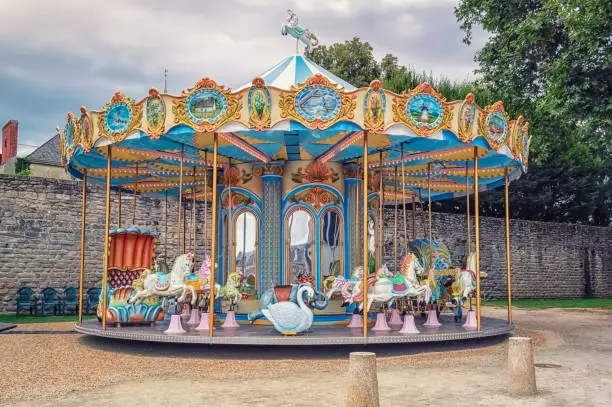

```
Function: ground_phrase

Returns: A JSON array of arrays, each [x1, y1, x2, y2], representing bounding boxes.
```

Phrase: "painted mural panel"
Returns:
[[283, 160, 344, 196]]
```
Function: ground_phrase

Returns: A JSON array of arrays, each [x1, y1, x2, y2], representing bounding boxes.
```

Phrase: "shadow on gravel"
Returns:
[[78, 334, 508, 360]]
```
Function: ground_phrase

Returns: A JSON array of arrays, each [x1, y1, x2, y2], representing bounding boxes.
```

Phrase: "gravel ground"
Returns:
[[1, 307, 611, 406]]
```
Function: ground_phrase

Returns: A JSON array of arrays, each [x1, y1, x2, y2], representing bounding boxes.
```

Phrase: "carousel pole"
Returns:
[[401, 143, 408, 255], [362, 132, 369, 337], [78, 170, 87, 325], [393, 167, 398, 273], [183, 199, 187, 254], [411, 196, 416, 240], [164, 191, 168, 259], [132, 163, 138, 225], [227, 158, 233, 276], [504, 168, 513, 324], [378, 152, 384, 270], [101, 146, 112, 330], [354, 163, 359, 269], [427, 163, 432, 243], [466, 163, 471, 255], [192, 166, 197, 264], [209, 134, 219, 335], [203, 151, 208, 256], [474, 147, 482, 330], [117, 187, 121, 228], [178, 145, 184, 254]]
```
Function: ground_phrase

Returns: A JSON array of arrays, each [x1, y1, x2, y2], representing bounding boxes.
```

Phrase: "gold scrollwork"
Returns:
[[363, 80, 386, 132], [291, 187, 340, 211], [146, 88, 166, 139], [457, 93, 476, 142], [478, 101, 510, 150], [97, 91, 143, 143], [172, 77, 242, 132], [278, 74, 357, 130], [65, 112, 80, 158], [248, 78, 272, 130], [391, 82, 452, 136], [79, 106, 93, 152]]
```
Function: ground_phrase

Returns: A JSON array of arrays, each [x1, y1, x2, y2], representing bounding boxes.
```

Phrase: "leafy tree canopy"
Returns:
[[306, 23, 610, 225]]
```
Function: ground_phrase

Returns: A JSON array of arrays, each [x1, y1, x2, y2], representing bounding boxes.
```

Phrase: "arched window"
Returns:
[[285, 208, 314, 284], [233, 210, 258, 297], [320, 208, 343, 288]]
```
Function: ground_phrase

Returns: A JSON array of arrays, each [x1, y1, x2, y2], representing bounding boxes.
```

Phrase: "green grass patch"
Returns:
[[0, 314, 97, 324], [484, 298, 612, 309]]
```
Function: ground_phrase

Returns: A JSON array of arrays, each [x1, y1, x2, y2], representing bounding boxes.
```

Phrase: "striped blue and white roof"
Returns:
[[235, 55, 356, 92]]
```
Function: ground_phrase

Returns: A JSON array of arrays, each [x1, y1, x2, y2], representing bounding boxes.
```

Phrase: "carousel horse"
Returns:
[[217, 271, 243, 311], [129, 253, 196, 306], [322, 265, 363, 305], [280, 9, 319, 52], [195, 255, 221, 311]]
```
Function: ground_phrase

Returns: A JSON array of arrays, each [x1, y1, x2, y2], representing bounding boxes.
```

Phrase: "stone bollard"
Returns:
[[508, 337, 537, 397], [346, 352, 380, 407]]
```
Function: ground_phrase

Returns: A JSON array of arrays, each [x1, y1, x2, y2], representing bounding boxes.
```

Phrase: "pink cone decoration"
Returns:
[[463, 310, 477, 329], [388, 308, 403, 326], [424, 309, 442, 328], [221, 310, 240, 328], [398, 314, 420, 334], [180, 306, 190, 321], [186, 308, 200, 326], [195, 312, 213, 331], [371, 312, 392, 332], [164, 314, 186, 334], [347, 314, 363, 328]]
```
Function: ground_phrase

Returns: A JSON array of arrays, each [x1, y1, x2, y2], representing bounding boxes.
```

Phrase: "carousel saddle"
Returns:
[[274, 285, 293, 302], [392, 275, 408, 293], [154, 272, 170, 291]]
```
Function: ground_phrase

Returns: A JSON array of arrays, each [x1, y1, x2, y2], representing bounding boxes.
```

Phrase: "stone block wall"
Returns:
[[0, 175, 211, 314], [380, 208, 612, 300], [0, 174, 610, 313]]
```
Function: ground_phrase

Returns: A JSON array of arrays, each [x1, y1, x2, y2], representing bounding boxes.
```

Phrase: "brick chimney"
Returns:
[[1, 120, 18, 164]]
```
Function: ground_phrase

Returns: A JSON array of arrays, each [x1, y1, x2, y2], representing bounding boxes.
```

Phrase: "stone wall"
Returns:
[[380, 208, 612, 300], [1, 174, 611, 314], [0, 175, 210, 314]]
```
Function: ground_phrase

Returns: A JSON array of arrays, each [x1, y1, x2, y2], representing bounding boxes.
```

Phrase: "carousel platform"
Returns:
[[75, 315, 513, 346]]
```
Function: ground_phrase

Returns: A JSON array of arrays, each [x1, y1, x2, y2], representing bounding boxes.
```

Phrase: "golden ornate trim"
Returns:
[[278, 74, 357, 130], [363, 80, 386, 132], [145, 88, 166, 139], [97, 91, 143, 143], [248, 78, 272, 131], [391, 82, 452, 136], [478, 101, 510, 150], [172, 77, 242, 132], [457, 93, 476, 142]]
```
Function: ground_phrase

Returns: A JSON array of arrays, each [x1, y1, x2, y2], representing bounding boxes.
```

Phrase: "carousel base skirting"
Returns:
[[76, 315, 513, 346]]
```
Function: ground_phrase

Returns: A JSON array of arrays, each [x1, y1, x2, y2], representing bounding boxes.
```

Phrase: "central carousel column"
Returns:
[[257, 165, 283, 293], [343, 164, 362, 275]]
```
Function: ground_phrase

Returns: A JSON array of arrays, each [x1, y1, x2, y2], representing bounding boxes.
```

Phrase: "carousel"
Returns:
[[68, 12, 527, 345]]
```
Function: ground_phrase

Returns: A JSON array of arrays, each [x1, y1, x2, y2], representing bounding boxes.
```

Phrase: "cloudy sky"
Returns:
[[0, 0, 486, 155]]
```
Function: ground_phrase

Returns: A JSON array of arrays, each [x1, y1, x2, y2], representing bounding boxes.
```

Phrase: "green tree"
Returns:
[[455, 0, 611, 225], [15, 158, 31, 176], [306, 37, 381, 87]]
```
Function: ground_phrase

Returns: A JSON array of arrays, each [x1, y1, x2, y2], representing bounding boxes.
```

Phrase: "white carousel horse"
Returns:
[[129, 253, 197, 306], [280, 9, 319, 52], [453, 252, 488, 301]]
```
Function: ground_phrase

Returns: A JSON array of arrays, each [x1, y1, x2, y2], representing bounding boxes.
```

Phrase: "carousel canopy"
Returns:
[[58, 53, 530, 202]]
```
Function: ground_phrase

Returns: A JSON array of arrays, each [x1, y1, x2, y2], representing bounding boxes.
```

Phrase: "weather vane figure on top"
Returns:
[[281, 9, 319, 54]]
